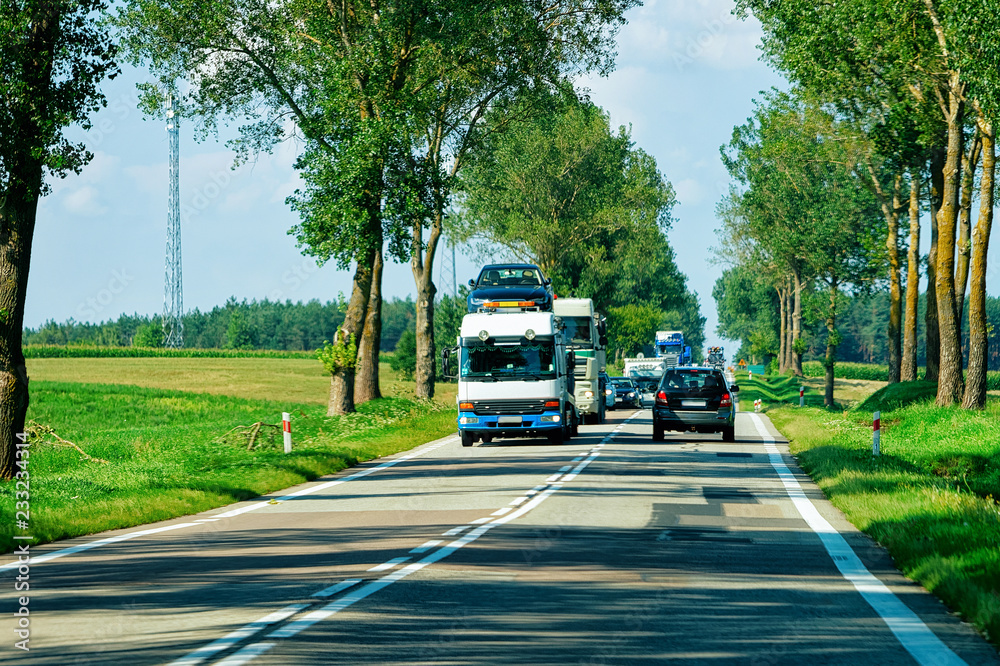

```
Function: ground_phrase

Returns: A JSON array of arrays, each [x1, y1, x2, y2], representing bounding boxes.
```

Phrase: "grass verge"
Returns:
[[743, 374, 1000, 646], [1, 381, 457, 554]]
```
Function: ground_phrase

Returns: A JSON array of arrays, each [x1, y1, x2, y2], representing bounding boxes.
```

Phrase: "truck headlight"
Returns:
[[459, 416, 479, 424], [540, 415, 561, 423], [584, 390, 594, 398]]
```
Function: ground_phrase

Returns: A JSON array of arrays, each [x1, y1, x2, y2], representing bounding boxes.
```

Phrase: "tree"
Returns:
[[389, 330, 417, 381], [132, 321, 165, 348], [0, 0, 118, 479], [605, 304, 662, 361]]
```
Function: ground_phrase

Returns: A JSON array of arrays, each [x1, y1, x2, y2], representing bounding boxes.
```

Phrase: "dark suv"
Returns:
[[652, 367, 739, 442], [608, 376, 639, 409], [467, 264, 553, 313]]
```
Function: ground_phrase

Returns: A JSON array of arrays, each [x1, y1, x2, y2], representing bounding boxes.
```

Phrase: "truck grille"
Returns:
[[473, 399, 548, 415]]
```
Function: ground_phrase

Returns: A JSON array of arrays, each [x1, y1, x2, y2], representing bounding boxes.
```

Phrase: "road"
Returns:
[[2, 409, 997, 665]]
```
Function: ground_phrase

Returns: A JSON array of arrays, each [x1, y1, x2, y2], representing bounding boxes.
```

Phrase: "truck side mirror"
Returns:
[[599, 335, 608, 346], [441, 348, 457, 379], [566, 351, 576, 370], [730, 384, 740, 393]]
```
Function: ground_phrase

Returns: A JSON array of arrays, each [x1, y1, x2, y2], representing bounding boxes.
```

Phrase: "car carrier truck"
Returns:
[[552, 298, 607, 425], [443, 310, 581, 447]]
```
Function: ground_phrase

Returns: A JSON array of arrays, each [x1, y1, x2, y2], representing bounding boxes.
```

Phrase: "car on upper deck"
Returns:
[[466, 264, 554, 314], [652, 366, 739, 442]]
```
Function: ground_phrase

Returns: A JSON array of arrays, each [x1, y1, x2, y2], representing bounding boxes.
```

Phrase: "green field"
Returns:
[[2, 358, 458, 553], [739, 374, 1000, 645]]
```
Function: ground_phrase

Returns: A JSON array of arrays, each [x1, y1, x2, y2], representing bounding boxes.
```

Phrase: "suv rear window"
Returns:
[[660, 369, 725, 392]]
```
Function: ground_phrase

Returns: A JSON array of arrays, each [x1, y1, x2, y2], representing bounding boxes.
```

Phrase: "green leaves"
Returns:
[[317, 329, 358, 373]]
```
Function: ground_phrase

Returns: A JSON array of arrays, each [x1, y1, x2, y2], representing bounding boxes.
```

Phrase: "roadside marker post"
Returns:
[[799, 386, 805, 408], [873, 411, 880, 456], [282, 412, 292, 454]]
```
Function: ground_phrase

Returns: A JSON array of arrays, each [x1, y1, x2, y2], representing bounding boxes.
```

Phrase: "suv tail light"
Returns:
[[655, 390, 668, 405], [720, 393, 732, 408]]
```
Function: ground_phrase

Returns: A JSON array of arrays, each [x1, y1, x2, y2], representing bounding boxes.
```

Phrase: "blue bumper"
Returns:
[[457, 410, 562, 438]]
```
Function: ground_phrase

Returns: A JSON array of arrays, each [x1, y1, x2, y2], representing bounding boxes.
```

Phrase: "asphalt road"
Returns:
[[2, 409, 998, 665]]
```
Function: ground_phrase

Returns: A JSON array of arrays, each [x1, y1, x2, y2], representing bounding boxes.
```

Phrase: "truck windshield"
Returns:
[[461, 342, 556, 378], [561, 316, 592, 345]]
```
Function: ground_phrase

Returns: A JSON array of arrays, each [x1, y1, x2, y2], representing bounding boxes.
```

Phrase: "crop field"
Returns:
[[2, 357, 458, 553]]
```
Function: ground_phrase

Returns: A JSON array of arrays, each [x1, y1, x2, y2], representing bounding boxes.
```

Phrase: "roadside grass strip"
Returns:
[[0, 380, 458, 554], [171, 411, 643, 666], [0, 437, 454, 571], [750, 414, 965, 666]]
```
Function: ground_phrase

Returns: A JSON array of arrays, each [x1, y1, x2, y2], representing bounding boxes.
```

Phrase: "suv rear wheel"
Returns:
[[722, 426, 735, 442], [652, 421, 665, 441]]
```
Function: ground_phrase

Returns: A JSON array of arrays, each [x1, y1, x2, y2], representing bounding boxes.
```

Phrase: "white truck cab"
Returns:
[[443, 310, 578, 447]]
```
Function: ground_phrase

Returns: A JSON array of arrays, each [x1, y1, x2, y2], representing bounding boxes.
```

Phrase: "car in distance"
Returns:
[[467, 264, 554, 313], [652, 366, 739, 442], [599, 371, 615, 412], [607, 376, 640, 410]]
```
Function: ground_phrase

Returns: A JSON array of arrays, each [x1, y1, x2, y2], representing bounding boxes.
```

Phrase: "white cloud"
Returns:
[[62, 186, 107, 217], [674, 178, 706, 206]]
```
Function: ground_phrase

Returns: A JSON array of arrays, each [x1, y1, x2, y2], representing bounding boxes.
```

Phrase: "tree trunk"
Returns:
[[955, 136, 981, 332], [412, 206, 444, 401], [0, 197, 37, 480], [784, 278, 793, 372], [824, 277, 839, 408], [901, 173, 921, 382], [925, 149, 944, 383], [963, 112, 994, 410], [791, 267, 804, 376], [327, 367, 355, 415], [886, 174, 903, 385], [329, 245, 376, 415], [934, 90, 965, 406], [778, 285, 787, 374], [355, 247, 384, 403]]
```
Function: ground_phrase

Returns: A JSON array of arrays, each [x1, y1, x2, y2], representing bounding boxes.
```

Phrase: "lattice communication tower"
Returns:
[[163, 95, 184, 348]]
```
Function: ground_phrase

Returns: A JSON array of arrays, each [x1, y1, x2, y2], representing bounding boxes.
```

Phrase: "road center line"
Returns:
[[167, 603, 307, 666], [749, 413, 965, 666], [210, 413, 642, 664]]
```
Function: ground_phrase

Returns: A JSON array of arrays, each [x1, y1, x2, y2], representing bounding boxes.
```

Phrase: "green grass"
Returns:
[[1, 380, 457, 554], [750, 373, 1000, 645]]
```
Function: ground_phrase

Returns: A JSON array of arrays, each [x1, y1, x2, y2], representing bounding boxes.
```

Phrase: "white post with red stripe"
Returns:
[[282, 412, 292, 454], [799, 386, 805, 408], [872, 411, 880, 456]]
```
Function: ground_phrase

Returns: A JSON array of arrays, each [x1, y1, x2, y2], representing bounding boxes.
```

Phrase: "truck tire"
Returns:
[[652, 421, 664, 442], [599, 399, 606, 424], [570, 410, 579, 437], [722, 426, 735, 443], [461, 431, 475, 447], [548, 427, 564, 445]]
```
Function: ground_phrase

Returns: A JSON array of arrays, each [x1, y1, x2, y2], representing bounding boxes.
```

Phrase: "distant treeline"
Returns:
[[24, 297, 420, 353]]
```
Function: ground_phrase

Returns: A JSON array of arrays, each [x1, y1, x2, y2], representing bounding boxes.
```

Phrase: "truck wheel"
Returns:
[[548, 427, 564, 445], [598, 400, 606, 424], [652, 422, 664, 442], [461, 431, 475, 447], [481, 434, 493, 444], [570, 410, 579, 437], [722, 426, 735, 443]]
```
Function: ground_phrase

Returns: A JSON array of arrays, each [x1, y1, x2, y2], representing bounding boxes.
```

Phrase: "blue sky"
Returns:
[[27, 0, 998, 352]]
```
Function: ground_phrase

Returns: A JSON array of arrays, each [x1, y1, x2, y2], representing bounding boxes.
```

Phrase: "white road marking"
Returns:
[[168, 604, 307, 666], [509, 496, 529, 506], [749, 414, 965, 666], [443, 526, 470, 536], [367, 557, 410, 572], [0, 436, 457, 572], [212, 642, 276, 666], [559, 465, 572, 472], [410, 540, 442, 554], [469, 517, 493, 525], [209, 411, 644, 664], [0, 522, 200, 572], [491, 507, 513, 516], [311, 579, 362, 599], [545, 473, 563, 483]]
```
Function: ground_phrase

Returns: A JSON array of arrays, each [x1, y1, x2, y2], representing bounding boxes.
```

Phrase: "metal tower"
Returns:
[[163, 95, 184, 348], [438, 236, 458, 298]]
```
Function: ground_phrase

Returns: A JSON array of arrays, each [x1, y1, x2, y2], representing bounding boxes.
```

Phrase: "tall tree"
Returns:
[[0, 0, 118, 479]]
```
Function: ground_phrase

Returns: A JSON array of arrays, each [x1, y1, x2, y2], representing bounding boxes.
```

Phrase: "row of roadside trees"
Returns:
[[0, 0, 700, 479], [714, 1, 997, 409]]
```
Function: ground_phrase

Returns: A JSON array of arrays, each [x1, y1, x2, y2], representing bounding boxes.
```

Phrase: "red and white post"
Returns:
[[872, 411, 880, 456], [282, 412, 292, 454], [799, 386, 805, 408]]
